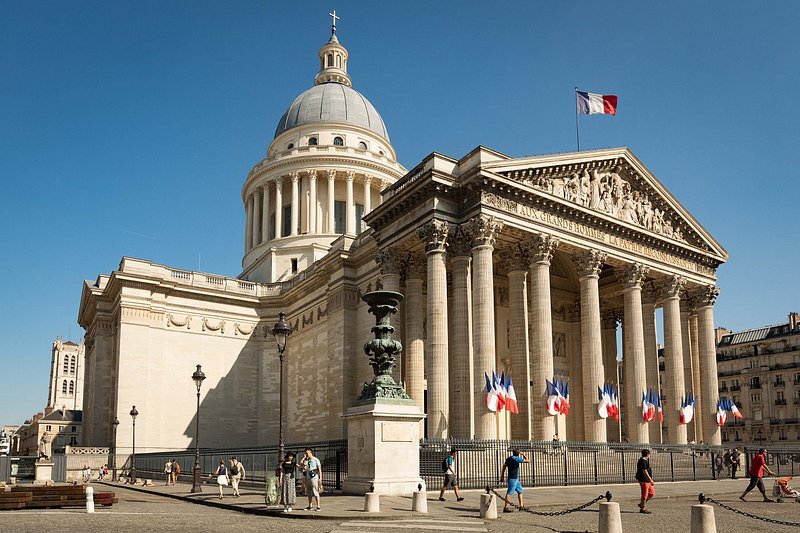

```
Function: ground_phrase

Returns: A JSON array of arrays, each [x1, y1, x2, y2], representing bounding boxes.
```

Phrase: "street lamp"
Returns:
[[111, 416, 119, 481], [129, 406, 138, 484], [271, 312, 292, 459], [190, 364, 206, 493]]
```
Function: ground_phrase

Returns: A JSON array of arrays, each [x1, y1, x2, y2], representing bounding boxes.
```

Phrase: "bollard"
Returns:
[[364, 492, 380, 513], [690, 504, 717, 533], [479, 493, 497, 519], [86, 486, 95, 514], [598, 501, 622, 533], [412, 491, 428, 513]]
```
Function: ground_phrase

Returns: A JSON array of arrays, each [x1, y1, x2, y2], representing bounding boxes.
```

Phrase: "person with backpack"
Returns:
[[215, 459, 229, 499], [229, 456, 246, 498], [438, 448, 464, 502]]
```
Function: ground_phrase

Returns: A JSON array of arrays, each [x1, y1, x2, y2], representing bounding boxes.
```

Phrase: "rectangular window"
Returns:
[[46, 425, 51, 431], [282, 205, 291, 237], [355, 203, 364, 234], [69, 436, 77, 446], [334, 201, 346, 234], [291, 258, 298, 274], [71, 426, 76, 433], [269, 213, 276, 240]]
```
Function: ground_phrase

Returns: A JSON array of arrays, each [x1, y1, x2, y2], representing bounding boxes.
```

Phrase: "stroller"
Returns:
[[772, 476, 800, 503]]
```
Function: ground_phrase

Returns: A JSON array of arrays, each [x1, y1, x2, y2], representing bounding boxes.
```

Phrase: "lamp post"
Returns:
[[191, 364, 206, 493], [111, 416, 119, 481], [271, 312, 292, 459], [129, 406, 138, 484]]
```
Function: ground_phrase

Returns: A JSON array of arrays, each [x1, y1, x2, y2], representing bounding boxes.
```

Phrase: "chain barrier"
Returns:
[[699, 493, 800, 527], [487, 485, 610, 516]]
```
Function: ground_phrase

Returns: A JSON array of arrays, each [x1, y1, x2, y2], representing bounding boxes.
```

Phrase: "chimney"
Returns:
[[789, 312, 799, 331]]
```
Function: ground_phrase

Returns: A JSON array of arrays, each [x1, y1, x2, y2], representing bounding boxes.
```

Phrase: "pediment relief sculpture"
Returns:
[[502, 164, 704, 249]]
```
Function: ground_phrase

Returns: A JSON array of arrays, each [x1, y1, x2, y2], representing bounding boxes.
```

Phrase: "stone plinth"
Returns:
[[342, 401, 425, 495], [34, 461, 54, 484]]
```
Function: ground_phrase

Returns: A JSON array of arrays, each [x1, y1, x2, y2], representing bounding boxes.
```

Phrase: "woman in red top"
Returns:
[[739, 448, 775, 502]]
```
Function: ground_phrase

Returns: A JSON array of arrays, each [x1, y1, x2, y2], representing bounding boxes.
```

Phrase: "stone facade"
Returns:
[[716, 312, 800, 446], [47, 338, 85, 412]]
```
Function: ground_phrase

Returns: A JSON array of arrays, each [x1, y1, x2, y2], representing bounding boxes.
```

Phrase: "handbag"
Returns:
[[217, 475, 229, 486]]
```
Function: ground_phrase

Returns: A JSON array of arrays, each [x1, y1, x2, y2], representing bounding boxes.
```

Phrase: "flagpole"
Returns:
[[574, 86, 581, 152]]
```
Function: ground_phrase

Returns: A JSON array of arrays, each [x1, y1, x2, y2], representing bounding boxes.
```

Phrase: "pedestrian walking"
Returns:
[[499, 449, 528, 513], [102, 464, 109, 480], [279, 452, 298, 513], [214, 459, 229, 499], [438, 448, 464, 502], [164, 459, 173, 485], [636, 449, 655, 513], [299, 448, 323, 511], [739, 448, 775, 502], [714, 452, 724, 479], [723, 449, 732, 477], [229, 456, 246, 498], [731, 448, 741, 479], [172, 459, 180, 484]]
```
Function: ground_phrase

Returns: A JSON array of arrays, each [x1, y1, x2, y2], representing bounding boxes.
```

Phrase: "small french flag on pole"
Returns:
[[576, 90, 618, 115]]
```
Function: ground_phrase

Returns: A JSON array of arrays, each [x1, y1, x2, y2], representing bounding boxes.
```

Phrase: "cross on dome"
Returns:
[[329, 10, 339, 34]]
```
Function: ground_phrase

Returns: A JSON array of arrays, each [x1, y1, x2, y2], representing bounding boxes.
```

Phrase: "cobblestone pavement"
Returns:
[[1, 481, 798, 532]]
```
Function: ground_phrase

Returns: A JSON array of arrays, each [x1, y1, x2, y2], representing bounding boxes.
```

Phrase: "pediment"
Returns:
[[483, 148, 728, 262]]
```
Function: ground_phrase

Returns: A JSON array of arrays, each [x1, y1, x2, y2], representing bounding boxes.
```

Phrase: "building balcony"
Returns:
[[719, 386, 728, 393], [730, 385, 741, 391], [750, 383, 762, 389], [773, 380, 786, 387], [775, 399, 787, 406]]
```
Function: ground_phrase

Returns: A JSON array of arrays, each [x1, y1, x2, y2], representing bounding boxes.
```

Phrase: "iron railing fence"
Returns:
[[421, 439, 727, 489], [131, 439, 347, 490]]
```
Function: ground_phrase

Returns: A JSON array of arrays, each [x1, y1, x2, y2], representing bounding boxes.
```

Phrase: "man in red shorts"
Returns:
[[739, 448, 775, 502], [635, 449, 655, 513]]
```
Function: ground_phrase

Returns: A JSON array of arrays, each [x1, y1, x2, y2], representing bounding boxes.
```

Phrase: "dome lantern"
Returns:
[[315, 13, 351, 88]]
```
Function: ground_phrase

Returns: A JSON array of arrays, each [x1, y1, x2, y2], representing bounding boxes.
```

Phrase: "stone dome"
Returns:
[[273, 83, 389, 141]]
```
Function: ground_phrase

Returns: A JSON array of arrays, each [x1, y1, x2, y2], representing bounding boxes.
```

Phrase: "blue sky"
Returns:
[[1, 1, 798, 424]]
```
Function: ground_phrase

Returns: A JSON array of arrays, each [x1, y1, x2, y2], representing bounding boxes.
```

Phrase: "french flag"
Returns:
[[576, 90, 618, 116], [505, 376, 519, 415], [495, 372, 507, 411], [485, 372, 500, 412]]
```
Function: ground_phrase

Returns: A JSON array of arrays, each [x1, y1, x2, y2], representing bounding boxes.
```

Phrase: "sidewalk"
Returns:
[[97, 476, 746, 520]]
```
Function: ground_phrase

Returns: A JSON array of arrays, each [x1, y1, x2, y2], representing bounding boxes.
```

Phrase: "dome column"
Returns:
[[290, 172, 300, 236], [346, 171, 355, 235], [308, 170, 318, 234], [252, 188, 261, 249], [274, 177, 283, 238], [261, 183, 270, 242], [327, 170, 336, 233], [363, 175, 372, 215], [244, 194, 253, 252]]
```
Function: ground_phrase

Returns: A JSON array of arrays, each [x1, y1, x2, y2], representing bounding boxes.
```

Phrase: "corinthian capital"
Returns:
[[417, 219, 450, 253], [657, 275, 686, 299], [307, 168, 318, 180], [464, 214, 503, 248], [615, 263, 650, 289], [405, 253, 426, 280], [692, 284, 720, 307], [523, 233, 559, 264], [498, 244, 529, 273], [374, 248, 404, 276], [641, 281, 658, 305], [571, 249, 607, 277], [289, 171, 300, 183], [447, 226, 472, 258], [326, 169, 337, 180]]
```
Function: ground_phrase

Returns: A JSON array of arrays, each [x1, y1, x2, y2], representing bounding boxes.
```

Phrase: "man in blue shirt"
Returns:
[[499, 449, 529, 513], [300, 448, 323, 511]]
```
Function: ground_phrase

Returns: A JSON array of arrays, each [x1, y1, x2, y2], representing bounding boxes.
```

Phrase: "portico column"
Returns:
[[345, 170, 355, 235], [525, 233, 559, 441], [572, 250, 607, 443], [252, 188, 261, 248], [680, 299, 695, 441], [290, 172, 299, 236], [601, 307, 620, 441], [404, 255, 426, 433], [659, 275, 688, 444], [501, 246, 531, 440], [261, 183, 270, 242], [449, 229, 473, 438], [566, 302, 584, 441], [274, 177, 283, 238], [308, 170, 318, 234], [694, 285, 721, 445], [689, 309, 703, 443], [327, 169, 336, 233], [417, 220, 450, 438], [642, 284, 662, 444], [363, 175, 372, 214], [466, 215, 503, 439], [244, 194, 253, 252], [618, 263, 650, 444]]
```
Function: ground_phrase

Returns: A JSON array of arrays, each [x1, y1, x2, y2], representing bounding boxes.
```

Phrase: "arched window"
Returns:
[[62, 380, 67, 394], [286, 143, 294, 150], [336, 54, 342, 68], [327, 53, 333, 67], [70, 356, 76, 373], [358, 141, 368, 150], [69, 381, 74, 394], [333, 136, 344, 146], [63, 357, 68, 373], [308, 137, 318, 146]]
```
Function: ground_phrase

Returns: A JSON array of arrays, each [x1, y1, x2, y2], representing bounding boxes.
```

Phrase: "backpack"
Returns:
[[441, 457, 450, 473], [230, 463, 239, 476]]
